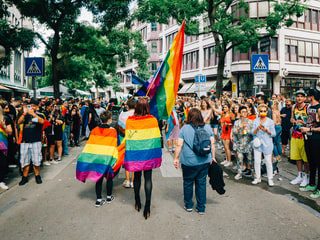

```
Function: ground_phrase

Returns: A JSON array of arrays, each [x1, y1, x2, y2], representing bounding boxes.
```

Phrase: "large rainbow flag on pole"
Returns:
[[146, 21, 185, 120], [76, 127, 124, 182]]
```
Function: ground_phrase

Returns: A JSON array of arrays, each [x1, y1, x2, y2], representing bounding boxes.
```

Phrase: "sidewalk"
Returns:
[[0, 143, 84, 195]]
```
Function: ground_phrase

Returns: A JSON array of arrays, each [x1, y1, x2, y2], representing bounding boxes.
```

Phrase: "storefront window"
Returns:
[[280, 78, 317, 98], [238, 73, 273, 97]]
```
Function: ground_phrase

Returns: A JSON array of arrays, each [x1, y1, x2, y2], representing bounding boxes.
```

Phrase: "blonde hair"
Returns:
[[257, 104, 268, 112], [0, 106, 4, 124]]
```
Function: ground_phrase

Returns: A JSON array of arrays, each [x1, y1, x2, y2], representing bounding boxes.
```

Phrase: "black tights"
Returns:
[[134, 170, 152, 207], [95, 177, 113, 199]]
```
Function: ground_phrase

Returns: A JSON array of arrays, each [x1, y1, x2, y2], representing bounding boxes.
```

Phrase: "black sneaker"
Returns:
[[244, 169, 252, 177], [19, 176, 28, 186], [106, 196, 115, 204], [242, 168, 249, 173], [35, 175, 42, 184], [95, 199, 106, 207]]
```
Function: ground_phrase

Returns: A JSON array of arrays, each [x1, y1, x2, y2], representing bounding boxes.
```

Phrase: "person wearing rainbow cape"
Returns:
[[76, 111, 124, 207], [124, 98, 162, 219]]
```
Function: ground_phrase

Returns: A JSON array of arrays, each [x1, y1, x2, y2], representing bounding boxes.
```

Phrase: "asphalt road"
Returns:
[[0, 147, 319, 240]]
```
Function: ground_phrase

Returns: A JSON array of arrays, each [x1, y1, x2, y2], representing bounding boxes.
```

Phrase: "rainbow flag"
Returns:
[[147, 21, 185, 120], [0, 126, 8, 156], [124, 115, 162, 172], [76, 127, 120, 183]]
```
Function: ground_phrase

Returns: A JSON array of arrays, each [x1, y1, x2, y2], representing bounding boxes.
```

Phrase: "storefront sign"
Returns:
[[254, 72, 267, 85]]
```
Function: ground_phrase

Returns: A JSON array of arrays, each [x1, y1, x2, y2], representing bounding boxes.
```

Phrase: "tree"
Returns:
[[135, 0, 304, 97], [0, 0, 35, 67]]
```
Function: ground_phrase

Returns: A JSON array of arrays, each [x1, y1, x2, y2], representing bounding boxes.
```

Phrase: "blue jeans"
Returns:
[[181, 163, 209, 212], [273, 125, 282, 157], [62, 125, 70, 155]]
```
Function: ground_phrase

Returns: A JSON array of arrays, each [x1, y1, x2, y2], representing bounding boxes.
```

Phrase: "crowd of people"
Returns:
[[0, 88, 319, 218]]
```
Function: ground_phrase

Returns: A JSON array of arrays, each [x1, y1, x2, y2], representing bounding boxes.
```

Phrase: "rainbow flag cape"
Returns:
[[147, 21, 185, 120], [124, 115, 162, 172], [0, 126, 8, 156], [76, 127, 121, 183]]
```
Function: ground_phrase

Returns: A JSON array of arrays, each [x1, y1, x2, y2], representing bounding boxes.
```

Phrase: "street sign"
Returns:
[[251, 54, 269, 72], [195, 74, 206, 83], [254, 72, 267, 85], [25, 57, 45, 77]]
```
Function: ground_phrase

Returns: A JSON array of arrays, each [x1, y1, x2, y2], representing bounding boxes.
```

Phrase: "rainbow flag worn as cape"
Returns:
[[124, 115, 162, 172], [76, 127, 122, 183], [0, 126, 8, 156], [147, 21, 185, 120]]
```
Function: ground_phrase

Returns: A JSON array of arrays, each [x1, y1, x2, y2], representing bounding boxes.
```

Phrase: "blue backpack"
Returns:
[[185, 125, 212, 157]]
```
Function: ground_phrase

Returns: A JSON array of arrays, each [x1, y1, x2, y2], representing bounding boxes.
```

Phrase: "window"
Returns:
[[151, 41, 157, 53], [298, 41, 305, 63], [140, 27, 147, 41], [159, 38, 163, 53], [165, 32, 177, 51], [151, 22, 157, 31], [149, 62, 158, 73], [313, 43, 319, 64], [249, 2, 258, 18], [285, 38, 320, 64], [183, 50, 199, 71], [270, 38, 278, 60], [312, 10, 318, 30], [258, 1, 269, 18]]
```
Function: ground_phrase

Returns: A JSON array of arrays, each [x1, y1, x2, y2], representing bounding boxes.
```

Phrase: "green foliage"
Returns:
[[0, 1, 36, 67]]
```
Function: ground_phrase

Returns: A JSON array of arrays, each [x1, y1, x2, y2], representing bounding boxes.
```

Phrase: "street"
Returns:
[[0, 146, 319, 240]]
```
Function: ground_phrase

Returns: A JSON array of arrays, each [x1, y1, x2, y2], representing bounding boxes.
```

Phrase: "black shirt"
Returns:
[[280, 107, 292, 131], [22, 113, 44, 143]]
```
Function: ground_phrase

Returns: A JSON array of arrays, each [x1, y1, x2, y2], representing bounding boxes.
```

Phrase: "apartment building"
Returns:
[[118, 0, 320, 98], [0, 4, 33, 99]]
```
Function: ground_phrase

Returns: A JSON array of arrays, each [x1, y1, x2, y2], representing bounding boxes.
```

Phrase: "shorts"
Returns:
[[281, 130, 290, 145], [210, 124, 219, 129], [20, 142, 42, 168], [290, 138, 308, 162]]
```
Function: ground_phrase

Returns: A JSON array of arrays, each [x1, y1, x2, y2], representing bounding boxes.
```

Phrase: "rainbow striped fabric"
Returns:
[[76, 127, 121, 183], [124, 115, 162, 172], [147, 21, 185, 120], [0, 126, 8, 156]]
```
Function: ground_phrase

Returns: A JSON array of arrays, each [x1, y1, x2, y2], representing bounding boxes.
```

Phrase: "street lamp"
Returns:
[[0, 45, 5, 58]]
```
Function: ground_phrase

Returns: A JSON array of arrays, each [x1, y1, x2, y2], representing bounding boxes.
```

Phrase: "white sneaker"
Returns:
[[290, 175, 303, 185], [122, 180, 131, 188], [268, 179, 275, 187], [252, 178, 261, 185], [130, 182, 134, 188], [43, 161, 51, 166], [234, 173, 242, 180], [0, 182, 9, 190], [299, 174, 309, 187], [224, 161, 233, 167], [50, 160, 59, 164], [8, 164, 17, 168], [220, 160, 228, 165]]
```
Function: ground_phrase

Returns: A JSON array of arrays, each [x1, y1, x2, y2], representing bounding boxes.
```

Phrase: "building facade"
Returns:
[[0, 4, 34, 99], [118, 0, 320, 98]]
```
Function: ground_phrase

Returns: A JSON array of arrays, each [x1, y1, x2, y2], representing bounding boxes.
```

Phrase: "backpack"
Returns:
[[185, 124, 212, 157]]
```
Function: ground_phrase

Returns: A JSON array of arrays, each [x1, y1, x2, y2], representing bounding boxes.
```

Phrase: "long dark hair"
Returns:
[[186, 108, 204, 127]]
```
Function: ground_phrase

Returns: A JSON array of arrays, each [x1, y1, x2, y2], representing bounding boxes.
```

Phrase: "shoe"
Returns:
[[143, 204, 151, 219], [184, 206, 193, 212], [95, 199, 106, 207], [35, 175, 42, 184], [19, 176, 29, 186], [244, 170, 252, 177], [130, 181, 134, 188], [300, 185, 317, 192], [43, 161, 51, 166], [242, 168, 249, 173], [50, 160, 59, 164], [299, 174, 309, 187], [232, 165, 238, 170], [310, 189, 320, 199], [135, 197, 141, 212], [268, 179, 275, 187], [122, 180, 131, 188], [196, 209, 205, 215], [220, 160, 227, 165], [57, 157, 62, 162], [290, 175, 303, 185], [234, 173, 242, 180], [224, 161, 233, 167], [8, 164, 17, 168], [106, 195, 114, 204], [0, 182, 9, 190], [252, 178, 261, 185]]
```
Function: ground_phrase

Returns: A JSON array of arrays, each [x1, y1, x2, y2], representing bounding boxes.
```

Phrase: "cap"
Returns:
[[295, 89, 307, 96], [256, 91, 265, 96], [308, 89, 320, 101], [29, 98, 39, 105]]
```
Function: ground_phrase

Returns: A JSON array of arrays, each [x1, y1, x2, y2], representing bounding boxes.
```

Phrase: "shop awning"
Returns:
[[178, 83, 193, 93], [0, 84, 13, 92], [2, 83, 30, 93], [186, 81, 216, 93], [75, 89, 91, 96]]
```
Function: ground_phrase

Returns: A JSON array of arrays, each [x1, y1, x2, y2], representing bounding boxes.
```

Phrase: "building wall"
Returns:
[[118, 1, 320, 98]]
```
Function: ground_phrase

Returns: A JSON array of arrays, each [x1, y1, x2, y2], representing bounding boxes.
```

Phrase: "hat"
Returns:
[[308, 89, 320, 101], [29, 98, 39, 105], [256, 91, 265, 96], [295, 89, 307, 96]]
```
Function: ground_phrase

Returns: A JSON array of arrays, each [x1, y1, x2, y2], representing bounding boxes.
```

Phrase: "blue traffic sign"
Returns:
[[251, 54, 269, 72], [195, 74, 206, 83], [25, 57, 45, 77]]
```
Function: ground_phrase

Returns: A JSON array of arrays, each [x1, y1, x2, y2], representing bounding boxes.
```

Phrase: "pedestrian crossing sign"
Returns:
[[251, 54, 269, 72], [25, 57, 45, 77]]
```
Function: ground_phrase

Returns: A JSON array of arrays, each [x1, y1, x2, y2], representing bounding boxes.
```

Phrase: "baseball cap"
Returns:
[[295, 89, 307, 96], [256, 91, 265, 96]]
